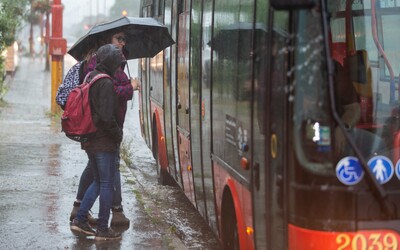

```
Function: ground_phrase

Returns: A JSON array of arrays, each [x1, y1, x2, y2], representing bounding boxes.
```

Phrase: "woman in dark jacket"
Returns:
[[70, 44, 124, 240], [70, 29, 139, 226]]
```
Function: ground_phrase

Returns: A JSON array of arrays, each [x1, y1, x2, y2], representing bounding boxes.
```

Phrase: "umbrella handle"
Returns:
[[126, 63, 135, 109], [126, 62, 131, 77], [131, 93, 135, 109]]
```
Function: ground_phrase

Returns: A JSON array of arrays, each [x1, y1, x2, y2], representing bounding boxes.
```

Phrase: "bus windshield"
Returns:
[[293, 0, 400, 176]]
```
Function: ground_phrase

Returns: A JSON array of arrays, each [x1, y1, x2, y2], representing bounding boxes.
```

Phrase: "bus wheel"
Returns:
[[152, 126, 168, 185], [222, 196, 239, 250]]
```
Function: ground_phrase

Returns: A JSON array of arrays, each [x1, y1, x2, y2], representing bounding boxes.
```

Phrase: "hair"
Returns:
[[83, 27, 126, 61]]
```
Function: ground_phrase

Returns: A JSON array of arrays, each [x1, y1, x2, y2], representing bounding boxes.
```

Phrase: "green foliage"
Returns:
[[0, 55, 5, 96], [0, 0, 28, 51], [0, 0, 28, 92]]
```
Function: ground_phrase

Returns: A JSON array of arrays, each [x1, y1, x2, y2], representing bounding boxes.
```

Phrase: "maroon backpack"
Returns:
[[61, 73, 111, 142]]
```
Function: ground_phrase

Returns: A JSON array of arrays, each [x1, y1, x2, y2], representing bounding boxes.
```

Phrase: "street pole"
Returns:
[[44, 1, 50, 71], [49, 0, 66, 114]]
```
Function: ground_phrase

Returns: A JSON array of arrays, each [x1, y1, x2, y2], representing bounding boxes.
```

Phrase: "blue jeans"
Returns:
[[76, 148, 122, 208], [76, 151, 117, 230]]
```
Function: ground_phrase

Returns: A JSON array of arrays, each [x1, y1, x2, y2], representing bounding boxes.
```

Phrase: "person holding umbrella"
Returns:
[[67, 16, 174, 229], [70, 43, 125, 240], [69, 28, 140, 228]]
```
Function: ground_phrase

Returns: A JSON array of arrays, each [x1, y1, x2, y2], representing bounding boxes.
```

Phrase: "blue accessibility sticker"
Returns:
[[395, 160, 400, 181], [336, 157, 364, 185], [368, 156, 394, 184]]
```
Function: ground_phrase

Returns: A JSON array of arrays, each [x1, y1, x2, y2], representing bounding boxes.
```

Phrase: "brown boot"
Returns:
[[87, 211, 98, 226], [110, 207, 130, 227], [69, 201, 97, 226], [69, 202, 80, 222]]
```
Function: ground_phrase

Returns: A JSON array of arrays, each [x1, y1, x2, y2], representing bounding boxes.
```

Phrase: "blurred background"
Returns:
[[19, 0, 141, 59]]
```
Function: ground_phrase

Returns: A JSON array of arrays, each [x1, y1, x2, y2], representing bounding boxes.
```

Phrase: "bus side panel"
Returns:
[[139, 58, 151, 145], [140, 6, 153, 147], [178, 132, 195, 205], [152, 106, 168, 169], [164, 0, 179, 184], [176, 0, 194, 200], [201, 0, 218, 235], [170, 0, 182, 184], [213, 162, 254, 249], [190, 0, 208, 219], [149, 48, 166, 165]]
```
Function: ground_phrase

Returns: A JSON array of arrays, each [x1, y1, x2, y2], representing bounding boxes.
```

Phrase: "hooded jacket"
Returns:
[[81, 44, 125, 152], [82, 53, 133, 128]]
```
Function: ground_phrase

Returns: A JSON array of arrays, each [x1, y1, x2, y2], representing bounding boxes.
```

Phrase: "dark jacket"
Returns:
[[82, 54, 133, 128], [82, 44, 125, 152]]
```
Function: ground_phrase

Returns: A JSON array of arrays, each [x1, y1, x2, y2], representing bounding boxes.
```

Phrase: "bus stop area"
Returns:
[[0, 55, 220, 249]]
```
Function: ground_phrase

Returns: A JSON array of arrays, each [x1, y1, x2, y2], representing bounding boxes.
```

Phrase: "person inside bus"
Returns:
[[333, 59, 384, 158], [69, 29, 140, 227]]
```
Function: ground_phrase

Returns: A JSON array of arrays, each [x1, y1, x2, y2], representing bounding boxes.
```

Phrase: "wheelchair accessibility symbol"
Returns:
[[336, 156, 364, 185], [368, 156, 393, 184]]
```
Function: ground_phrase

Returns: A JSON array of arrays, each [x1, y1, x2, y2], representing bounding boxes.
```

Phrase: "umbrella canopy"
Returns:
[[68, 16, 175, 61], [208, 22, 267, 60]]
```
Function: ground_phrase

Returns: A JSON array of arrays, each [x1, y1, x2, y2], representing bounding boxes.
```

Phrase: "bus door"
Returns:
[[163, 0, 179, 184], [176, 0, 195, 204], [189, 0, 218, 233], [200, 0, 218, 233], [140, 5, 152, 145], [251, 7, 290, 249], [166, 0, 182, 185]]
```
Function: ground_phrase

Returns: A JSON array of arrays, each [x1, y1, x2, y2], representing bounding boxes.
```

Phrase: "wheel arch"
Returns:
[[221, 178, 253, 249]]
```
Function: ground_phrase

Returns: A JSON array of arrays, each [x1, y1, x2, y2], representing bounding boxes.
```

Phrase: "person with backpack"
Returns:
[[70, 44, 125, 240], [60, 29, 140, 227]]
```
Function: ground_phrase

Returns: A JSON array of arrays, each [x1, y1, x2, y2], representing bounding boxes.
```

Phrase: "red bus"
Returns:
[[137, 0, 400, 249]]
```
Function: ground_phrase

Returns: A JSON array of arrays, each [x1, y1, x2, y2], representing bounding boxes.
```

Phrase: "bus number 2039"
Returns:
[[336, 232, 398, 250]]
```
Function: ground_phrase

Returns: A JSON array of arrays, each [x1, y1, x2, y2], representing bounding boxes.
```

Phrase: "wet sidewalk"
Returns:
[[0, 56, 189, 249]]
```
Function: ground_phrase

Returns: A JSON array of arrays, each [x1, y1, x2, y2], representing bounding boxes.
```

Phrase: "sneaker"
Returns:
[[111, 208, 130, 227], [69, 202, 97, 226], [95, 228, 122, 241], [70, 219, 95, 236]]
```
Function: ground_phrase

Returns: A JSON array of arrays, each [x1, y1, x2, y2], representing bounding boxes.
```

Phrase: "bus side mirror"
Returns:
[[271, 0, 316, 10]]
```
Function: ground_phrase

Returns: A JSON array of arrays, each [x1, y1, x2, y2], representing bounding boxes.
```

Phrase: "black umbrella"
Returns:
[[208, 22, 267, 60], [68, 16, 175, 61]]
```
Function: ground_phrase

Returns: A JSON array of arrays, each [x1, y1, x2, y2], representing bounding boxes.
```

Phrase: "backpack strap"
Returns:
[[83, 73, 111, 86]]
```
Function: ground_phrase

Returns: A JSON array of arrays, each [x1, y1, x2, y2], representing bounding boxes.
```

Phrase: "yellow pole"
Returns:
[[51, 55, 63, 113]]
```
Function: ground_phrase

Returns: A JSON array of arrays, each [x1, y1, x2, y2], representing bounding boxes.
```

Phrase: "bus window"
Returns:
[[211, 0, 253, 180], [381, 13, 400, 81], [293, 1, 400, 174], [292, 7, 335, 175]]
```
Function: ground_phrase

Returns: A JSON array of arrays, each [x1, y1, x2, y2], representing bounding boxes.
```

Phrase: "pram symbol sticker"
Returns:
[[396, 160, 400, 181], [368, 156, 393, 184], [336, 156, 364, 185]]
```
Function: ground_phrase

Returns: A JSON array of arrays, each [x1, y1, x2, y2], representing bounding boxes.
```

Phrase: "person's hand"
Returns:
[[130, 78, 141, 91]]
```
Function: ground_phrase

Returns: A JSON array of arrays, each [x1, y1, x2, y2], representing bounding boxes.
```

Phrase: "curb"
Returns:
[[120, 164, 189, 250]]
